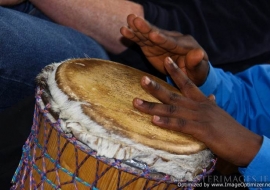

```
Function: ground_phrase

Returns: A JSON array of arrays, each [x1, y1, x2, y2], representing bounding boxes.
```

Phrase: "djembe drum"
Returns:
[[11, 58, 215, 190]]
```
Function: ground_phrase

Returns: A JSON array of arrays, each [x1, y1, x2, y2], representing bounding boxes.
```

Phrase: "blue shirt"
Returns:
[[199, 64, 270, 189]]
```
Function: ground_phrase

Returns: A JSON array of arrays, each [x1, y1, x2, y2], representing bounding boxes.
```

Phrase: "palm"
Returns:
[[139, 39, 183, 74]]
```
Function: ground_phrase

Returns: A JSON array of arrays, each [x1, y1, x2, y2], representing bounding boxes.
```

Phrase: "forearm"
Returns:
[[29, 0, 144, 54], [239, 136, 270, 189], [199, 63, 270, 136]]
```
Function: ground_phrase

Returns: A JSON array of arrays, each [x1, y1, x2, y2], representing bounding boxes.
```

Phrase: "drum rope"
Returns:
[[11, 88, 216, 190]]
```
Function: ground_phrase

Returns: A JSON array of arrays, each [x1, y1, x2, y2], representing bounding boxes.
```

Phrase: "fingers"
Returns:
[[121, 14, 164, 49], [184, 49, 209, 86], [148, 31, 181, 54], [120, 26, 137, 41], [133, 98, 202, 137], [127, 15, 186, 52], [185, 49, 205, 68], [138, 76, 198, 109], [133, 98, 198, 120], [164, 57, 207, 102], [126, 14, 137, 30], [120, 14, 149, 46], [127, 15, 187, 54], [152, 115, 201, 136], [125, 14, 177, 51], [126, 14, 153, 46], [120, 27, 143, 48], [128, 14, 152, 34]]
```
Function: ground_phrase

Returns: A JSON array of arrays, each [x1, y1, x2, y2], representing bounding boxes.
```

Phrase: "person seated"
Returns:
[[1, 1, 270, 110], [121, 14, 270, 188]]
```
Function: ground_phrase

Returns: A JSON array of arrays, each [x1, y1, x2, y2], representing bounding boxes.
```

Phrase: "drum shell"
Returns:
[[11, 94, 179, 190]]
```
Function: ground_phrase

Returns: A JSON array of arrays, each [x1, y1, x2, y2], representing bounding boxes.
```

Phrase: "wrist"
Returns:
[[199, 62, 218, 96], [241, 134, 263, 166], [238, 136, 270, 179]]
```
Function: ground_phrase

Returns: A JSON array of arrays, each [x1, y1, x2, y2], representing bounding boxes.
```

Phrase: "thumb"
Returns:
[[185, 48, 204, 68], [185, 48, 209, 86]]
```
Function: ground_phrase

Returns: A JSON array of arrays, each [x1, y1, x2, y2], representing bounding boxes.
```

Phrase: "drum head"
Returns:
[[56, 58, 206, 154]]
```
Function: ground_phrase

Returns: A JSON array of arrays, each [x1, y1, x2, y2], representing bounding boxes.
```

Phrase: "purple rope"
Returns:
[[11, 88, 216, 190]]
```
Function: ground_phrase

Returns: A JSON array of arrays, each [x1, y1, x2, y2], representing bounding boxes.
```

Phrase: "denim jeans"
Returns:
[[0, 5, 109, 111]]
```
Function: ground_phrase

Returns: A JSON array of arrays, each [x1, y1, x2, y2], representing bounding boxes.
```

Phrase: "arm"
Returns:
[[132, 57, 269, 183], [239, 136, 270, 189], [189, 62, 270, 186], [199, 63, 270, 136], [199, 64, 270, 184], [29, 0, 144, 54], [132, 56, 262, 167]]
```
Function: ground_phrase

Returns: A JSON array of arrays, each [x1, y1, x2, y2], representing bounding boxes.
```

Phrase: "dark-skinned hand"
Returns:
[[120, 14, 209, 86], [133, 56, 262, 167]]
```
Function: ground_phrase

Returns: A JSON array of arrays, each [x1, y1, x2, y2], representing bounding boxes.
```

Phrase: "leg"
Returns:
[[0, 7, 108, 111]]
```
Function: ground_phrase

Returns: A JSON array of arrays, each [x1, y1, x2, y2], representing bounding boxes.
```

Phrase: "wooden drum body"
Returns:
[[11, 59, 215, 190]]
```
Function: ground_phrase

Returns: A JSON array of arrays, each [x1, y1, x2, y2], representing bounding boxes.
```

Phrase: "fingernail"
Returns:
[[135, 98, 143, 105], [211, 95, 216, 101], [153, 115, 160, 122], [166, 57, 178, 69], [143, 76, 151, 85], [208, 94, 216, 102]]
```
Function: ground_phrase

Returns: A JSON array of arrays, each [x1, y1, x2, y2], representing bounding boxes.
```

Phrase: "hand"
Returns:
[[120, 14, 209, 86], [0, 0, 25, 6], [133, 57, 262, 167]]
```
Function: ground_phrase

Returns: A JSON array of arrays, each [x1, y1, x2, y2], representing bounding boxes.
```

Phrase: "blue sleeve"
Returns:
[[199, 63, 270, 186], [199, 63, 270, 137], [239, 136, 270, 189]]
